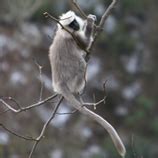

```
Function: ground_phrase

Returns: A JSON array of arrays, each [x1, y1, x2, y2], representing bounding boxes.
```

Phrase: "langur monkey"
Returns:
[[49, 11, 126, 157]]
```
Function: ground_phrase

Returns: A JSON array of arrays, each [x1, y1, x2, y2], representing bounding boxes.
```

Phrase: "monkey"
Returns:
[[49, 11, 126, 157]]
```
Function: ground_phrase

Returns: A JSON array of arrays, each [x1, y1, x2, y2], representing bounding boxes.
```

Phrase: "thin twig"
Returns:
[[0, 99, 19, 113], [0, 96, 21, 109], [0, 123, 35, 141], [33, 59, 44, 101], [71, 0, 87, 18], [93, 93, 96, 109], [82, 96, 106, 108], [0, 94, 58, 113], [89, 0, 118, 52], [102, 80, 108, 104], [56, 109, 78, 115], [131, 134, 138, 158], [0, 109, 10, 115], [29, 95, 64, 158], [56, 96, 105, 115], [72, 0, 118, 61]]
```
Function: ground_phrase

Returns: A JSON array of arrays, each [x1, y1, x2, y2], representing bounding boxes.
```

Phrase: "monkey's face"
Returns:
[[68, 19, 80, 31], [59, 11, 84, 32]]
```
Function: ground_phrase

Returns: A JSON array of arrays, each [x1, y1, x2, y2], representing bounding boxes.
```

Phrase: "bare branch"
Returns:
[[0, 123, 35, 141], [71, 0, 87, 18], [33, 58, 44, 101], [1, 96, 22, 109], [0, 109, 10, 115], [0, 93, 58, 113], [82, 96, 106, 110], [44, 0, 118, 62], [29, 95, 64, 158], [89, 0, 118, 51], [0, 99, 19, 113], [56, 109, 78, 115]]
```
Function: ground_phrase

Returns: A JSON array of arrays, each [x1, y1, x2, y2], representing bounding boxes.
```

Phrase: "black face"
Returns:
[[68, 19, 80, 31]]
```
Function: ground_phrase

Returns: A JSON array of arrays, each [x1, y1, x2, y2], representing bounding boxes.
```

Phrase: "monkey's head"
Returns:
[[59, 11, 84, 32]]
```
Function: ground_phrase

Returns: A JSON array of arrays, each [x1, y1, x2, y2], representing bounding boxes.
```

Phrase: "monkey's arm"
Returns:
[[75, 15, 96, 49]]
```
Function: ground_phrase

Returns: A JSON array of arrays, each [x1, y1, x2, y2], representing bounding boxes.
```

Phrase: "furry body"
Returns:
[[49, 11, 94, 94], [49, 11, 126, 157]]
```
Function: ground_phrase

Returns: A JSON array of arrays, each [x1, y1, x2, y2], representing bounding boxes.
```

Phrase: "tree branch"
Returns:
[[0, 93, 58, 113], [29, 95, 64, 158], [71, 0, 87, 18], [89, 0, 118, 52], [44, 0, 118, 61], [0, 123, 35, 141], [33, 58, 44, 102]]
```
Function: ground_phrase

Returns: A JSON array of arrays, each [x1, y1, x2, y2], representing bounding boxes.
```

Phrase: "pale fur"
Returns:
[[49, 11, 126, 157]]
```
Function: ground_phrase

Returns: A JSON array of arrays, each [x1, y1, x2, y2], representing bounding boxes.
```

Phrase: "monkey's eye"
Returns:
[[68, 19, 80, 31]]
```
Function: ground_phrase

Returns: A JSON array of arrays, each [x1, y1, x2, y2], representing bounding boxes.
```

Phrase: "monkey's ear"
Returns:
[[59, 10, 75, 26]]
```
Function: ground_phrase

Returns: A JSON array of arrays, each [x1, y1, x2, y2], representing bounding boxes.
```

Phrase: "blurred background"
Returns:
[[0, 0, 158, 158]]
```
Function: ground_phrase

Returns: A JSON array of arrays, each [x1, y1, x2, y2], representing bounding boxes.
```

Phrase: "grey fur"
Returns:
[[49, 12, 95, 94], [49, 11, 126, 157]]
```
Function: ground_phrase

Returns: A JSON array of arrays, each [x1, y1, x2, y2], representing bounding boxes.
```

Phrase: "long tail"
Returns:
[[60, 86, 126, 157]]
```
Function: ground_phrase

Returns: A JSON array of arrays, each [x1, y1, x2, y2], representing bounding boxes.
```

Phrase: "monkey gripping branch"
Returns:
[[0, 0, 126, 157]]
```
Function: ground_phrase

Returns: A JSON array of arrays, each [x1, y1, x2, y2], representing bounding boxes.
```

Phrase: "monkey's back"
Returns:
[[49, 29, 86, 94]]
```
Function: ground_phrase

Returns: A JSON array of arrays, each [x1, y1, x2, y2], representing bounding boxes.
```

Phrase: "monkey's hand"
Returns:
[[87, 14, 97, 23]]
